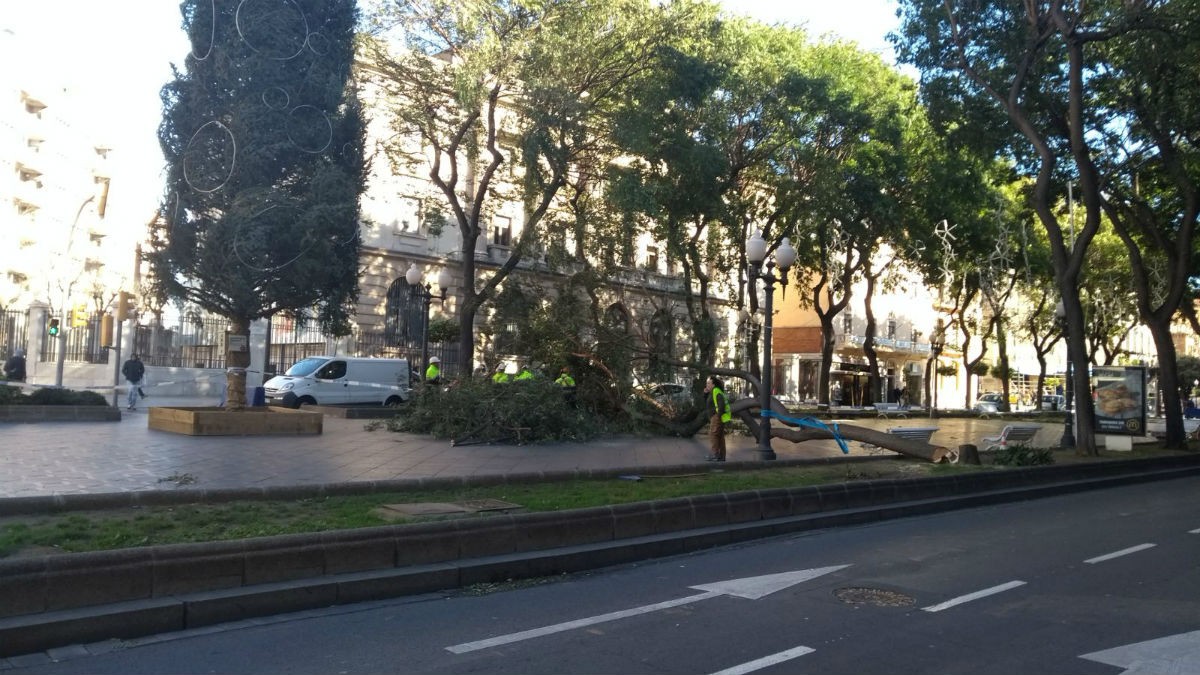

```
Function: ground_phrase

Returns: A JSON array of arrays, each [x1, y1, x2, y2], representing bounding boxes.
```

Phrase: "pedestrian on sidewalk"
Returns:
[[3, 348, 26, 382], [705, 375, 731, 462], [121, 354, 145, 411]]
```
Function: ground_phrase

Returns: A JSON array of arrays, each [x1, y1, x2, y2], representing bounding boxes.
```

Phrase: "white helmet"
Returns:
[[429, 356, 440, 364]]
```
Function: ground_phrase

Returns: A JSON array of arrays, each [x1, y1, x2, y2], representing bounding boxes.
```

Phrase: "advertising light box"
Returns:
[[1091, 366, 1146, 436]]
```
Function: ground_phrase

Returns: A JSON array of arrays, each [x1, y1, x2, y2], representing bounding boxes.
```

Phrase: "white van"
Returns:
[[263, 356, 411, 408]]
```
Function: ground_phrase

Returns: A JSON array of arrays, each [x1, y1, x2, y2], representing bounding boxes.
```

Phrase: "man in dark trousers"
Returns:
[[3, 348, 26, 382], [121, 354, 145, 411]]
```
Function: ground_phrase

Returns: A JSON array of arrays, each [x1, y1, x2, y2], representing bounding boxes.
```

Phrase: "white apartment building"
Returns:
[[0, 26, 134, 319]]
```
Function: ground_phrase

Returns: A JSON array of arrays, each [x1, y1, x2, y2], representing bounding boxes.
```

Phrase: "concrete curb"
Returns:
[[0, 455, 890, 517], [1, 455, 1198, 657], [0, 405, 121, 423]]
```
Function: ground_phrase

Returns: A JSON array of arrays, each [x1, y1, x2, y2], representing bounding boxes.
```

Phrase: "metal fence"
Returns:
[[6, 307, 460, 377], [266, 315, 326, 376], [39, 312, 111, 364], [133, 317, 231, 369], [0, 309, 29, 361]]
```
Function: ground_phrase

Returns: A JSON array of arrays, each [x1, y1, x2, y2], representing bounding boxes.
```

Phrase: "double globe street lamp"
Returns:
[[745, 231, 797, 461], [405, 263, 453, 381]]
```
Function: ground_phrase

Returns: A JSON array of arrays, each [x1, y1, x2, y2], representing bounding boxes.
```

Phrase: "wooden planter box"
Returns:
[[148, 406, 323, 436]]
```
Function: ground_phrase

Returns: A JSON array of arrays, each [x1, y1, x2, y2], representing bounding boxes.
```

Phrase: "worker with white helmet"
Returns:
[[425, 356, 442, 385]]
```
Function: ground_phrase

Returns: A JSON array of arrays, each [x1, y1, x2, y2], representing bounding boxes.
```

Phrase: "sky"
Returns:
[[3, 0, 902, 221]]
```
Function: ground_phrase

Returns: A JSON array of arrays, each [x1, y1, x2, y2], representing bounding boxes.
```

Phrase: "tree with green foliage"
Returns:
[[894, 0, 1200, 451], [363, 0, 679, 375], [152, 0, 366, 409]]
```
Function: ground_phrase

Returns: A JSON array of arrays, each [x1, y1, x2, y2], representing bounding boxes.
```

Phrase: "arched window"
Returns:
[[648, 309, 673, 357], [384, 277, 423, 346], [603, 303, 630, 334]]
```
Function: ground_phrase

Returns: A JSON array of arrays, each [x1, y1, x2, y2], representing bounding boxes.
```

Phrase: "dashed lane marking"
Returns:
[[921, 581, 1027, 613], [1084, 543, 1156, 564]]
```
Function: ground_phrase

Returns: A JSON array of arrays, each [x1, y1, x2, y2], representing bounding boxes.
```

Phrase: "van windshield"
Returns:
[[285, 358, 327, 377]]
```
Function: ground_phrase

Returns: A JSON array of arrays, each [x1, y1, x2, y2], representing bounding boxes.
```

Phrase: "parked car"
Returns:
[[631, 382, 694, 416], [972, 398, 1000, 414], [1042, 394, 1066, 411]]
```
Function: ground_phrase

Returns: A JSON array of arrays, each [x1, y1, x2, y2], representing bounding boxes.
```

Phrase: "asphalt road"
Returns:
[[10, 476, 1199, 674]]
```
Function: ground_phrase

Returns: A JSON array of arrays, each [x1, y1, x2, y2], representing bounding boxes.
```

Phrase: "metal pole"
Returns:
[[758, 266, 776, 461], [111, 319, 123, 408], [1061, 350, 1076, 448], [421, 287, 431, 382]]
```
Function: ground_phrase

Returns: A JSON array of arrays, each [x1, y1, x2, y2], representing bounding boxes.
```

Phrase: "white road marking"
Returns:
[[1084, 543, 1156, 564], [446, 591, 721, 653], [446, 565, 849, 654], [709, 645, 816, 675], [921, 581, 1026, 613], [1188, 528, 1200, 534], [1081, 629, 1200, 674]]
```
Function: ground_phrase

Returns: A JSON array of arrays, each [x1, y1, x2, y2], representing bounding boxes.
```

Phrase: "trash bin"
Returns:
[[252, 386, 266, 407]]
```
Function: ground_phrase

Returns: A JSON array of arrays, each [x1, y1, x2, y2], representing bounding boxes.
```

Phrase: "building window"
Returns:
[[645, 246, 659, 273], [842, 313, 853, 335], [887, 319, 897, 340], [14, 199, 38, 216], [492, 215, 512, 247]]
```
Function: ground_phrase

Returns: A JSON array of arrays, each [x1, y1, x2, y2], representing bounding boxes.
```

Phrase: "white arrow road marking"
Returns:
[[1084, 543, 1156, 564], [921, 581, 1026, 613], [709, 645, 816, 675], [690, 566, 852, 599], [1080, 629, 1200, 674], [1188, 527, 1200, 534], [445, 565, 849, 654]]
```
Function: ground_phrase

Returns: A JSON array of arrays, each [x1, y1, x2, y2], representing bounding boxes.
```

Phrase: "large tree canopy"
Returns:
[[153, 0, 365, 332], [893, 0, 1200, 451], [152, 0, 367, 407]]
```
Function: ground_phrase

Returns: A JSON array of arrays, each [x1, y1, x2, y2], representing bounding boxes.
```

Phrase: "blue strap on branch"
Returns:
[[760, 408, 850, 454]]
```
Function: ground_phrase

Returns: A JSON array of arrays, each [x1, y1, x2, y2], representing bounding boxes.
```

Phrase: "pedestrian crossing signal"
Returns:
[[48, 318, 60, 336]]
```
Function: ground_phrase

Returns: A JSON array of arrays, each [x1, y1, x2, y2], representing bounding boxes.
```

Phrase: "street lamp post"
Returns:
[[405, 264, 453, 382], [1055, 301, 1076, 448], [929, 336, 944, 419], [745, 231, 796, 461]]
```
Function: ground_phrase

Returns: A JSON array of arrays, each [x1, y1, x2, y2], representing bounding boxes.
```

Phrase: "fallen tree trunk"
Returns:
[[731, 398, 950, 463]]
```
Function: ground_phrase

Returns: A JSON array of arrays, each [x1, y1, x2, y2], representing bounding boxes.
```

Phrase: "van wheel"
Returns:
[[384, 396, 404, 407], [282, 392, 300, 409], [297, 396, 317, 408]]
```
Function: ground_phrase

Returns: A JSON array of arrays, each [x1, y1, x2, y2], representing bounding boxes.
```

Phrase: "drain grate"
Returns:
[[834, 587, 916, 607]]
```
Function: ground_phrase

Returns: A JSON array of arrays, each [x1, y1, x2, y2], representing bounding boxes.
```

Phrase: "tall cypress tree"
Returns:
[[152, 0, 365, 408]]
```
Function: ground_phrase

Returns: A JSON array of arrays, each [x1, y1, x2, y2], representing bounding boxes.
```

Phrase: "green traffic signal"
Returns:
[[48, 318, 60, 336]]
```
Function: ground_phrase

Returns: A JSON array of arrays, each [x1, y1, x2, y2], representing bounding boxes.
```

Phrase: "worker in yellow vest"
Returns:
[[425, 356, 441, 385], [555, 367, 577, 406], [704, 376, 732, 462], [515, 364, 535, 381], [492, 364, 510, 383]]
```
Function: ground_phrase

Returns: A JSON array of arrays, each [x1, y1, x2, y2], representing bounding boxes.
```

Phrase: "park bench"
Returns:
[[886, 426, 938, 444], [980, 424, 1041, 451], [874, 402, 909, 418], [862, 426, 939, 455]]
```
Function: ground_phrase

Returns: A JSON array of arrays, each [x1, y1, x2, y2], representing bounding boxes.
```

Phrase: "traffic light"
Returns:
[[48, 318, 60, 336]]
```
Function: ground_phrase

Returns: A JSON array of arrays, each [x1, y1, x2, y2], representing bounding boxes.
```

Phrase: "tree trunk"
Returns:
[[225, 317, 251, 411], [1148, 317, 1187, 448], [730, 398, 951, 463]]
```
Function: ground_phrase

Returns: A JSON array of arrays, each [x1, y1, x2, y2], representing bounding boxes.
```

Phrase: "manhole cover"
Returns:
[[375, 499, 524, 519], [834, 587, 915, 607]]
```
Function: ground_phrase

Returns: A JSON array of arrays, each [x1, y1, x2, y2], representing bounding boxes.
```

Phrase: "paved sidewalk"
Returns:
[[0, 398, 1068, 499]]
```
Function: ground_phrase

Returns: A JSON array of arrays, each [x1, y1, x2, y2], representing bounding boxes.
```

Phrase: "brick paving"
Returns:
[[0, 397, 1069, 499]]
